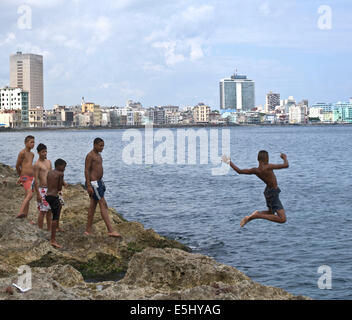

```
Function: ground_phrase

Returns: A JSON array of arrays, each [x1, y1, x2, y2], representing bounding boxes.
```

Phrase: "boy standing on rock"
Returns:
[[33, 143, 52, 231], [84, 138, 121, 238], [222, 151, 289, 227], [45, 159, 66, 248], [16, 135, 35, 221]]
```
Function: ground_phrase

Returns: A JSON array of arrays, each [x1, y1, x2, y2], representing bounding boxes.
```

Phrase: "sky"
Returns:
[[0, 0, 351, 109]]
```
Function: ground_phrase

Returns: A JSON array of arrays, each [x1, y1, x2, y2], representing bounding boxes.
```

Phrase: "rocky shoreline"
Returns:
[[0, 163, 309, 300]]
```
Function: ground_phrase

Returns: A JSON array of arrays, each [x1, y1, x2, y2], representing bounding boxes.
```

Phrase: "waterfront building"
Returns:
[[161, 105, 179, 113], [81, 97, 96, 113], [0, 86, 29, 127], [101, 111, 110, 126], [45, 109, 63, 127], [264, 113, 277, 124], [148, 107, 166, 125], [281, 96, 296, 113], [219, 72, 255, 111], [93, 105, 102, 126], [28, 106, 44, 128], [265, 91, 280, 113], [74, 113, 91, 127], [308, 106, 323, 122], [126, 100, 143, 110], [289, 105, 307, 124], [0, 110, 21, 128], [332, 101, 352, 123], [165, 111, 181, 124], [179, 109, 194, 124], [209, 111, 221, 124], [193, 103, 210, 123], [10, 52, 43, 109]]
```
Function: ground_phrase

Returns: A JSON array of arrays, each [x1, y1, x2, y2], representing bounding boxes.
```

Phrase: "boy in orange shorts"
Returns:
[[16, 135, 35, 221]]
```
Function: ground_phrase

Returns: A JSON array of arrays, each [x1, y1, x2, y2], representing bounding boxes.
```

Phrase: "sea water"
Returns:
[[1, 125, 351, 300]]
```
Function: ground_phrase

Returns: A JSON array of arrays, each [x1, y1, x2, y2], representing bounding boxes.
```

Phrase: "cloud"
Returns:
[[2, 0, 62, 7], [13, 41, 51, 57], [142, 62, 166, 73], [152, 41, 186, 66], [110, 0, 136, 10], [90, 16, 112, 45], [259, 2, 271, 16], [188, 38, 204, 61], [181, 4, 214, 21], [0, 32, 16, 46]]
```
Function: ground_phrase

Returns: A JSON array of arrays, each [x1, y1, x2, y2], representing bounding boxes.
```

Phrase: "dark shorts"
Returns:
[[264, 187, 284, 213], [91, 180, 106, 201], [45, 195, 62, 221]]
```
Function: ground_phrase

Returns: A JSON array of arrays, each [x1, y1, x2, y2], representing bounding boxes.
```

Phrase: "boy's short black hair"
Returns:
[[94, 137, 104, 145], [258, 150, 269, 162], [24, 135, 35, 143], [55, 158, 67, 168], [37, 143, 47, 153]]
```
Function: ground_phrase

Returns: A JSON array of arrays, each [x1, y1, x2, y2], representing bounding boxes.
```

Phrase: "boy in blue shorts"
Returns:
[[222, 151, 289, 227], [84, 138, 121, 238]]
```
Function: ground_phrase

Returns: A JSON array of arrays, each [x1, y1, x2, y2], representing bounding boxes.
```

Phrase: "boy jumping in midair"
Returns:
[[222, 151, 289, 227]]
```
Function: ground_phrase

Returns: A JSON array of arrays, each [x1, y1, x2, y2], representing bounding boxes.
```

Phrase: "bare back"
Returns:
[[16, 149, 35, 177], [254, 164, 278, 189], [47, 170, 64, 197], [85, 150, 103, 182]]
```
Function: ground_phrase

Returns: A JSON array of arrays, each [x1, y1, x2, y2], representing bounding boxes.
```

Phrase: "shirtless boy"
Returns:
[[84, 138, 121, 238], [222, 151, 289, 227], [33, 143, 52, 230], [45, 159, 66, 248], [16, 135, 35, 220]]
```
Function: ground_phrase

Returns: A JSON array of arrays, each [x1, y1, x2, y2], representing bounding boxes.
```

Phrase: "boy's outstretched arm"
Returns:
[[222, 155, 257, 175], [267, 153, 289, 170]]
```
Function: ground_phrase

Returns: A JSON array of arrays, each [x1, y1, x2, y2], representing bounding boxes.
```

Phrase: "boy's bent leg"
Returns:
[[98, 198, 121, 237], [241, 209, 286, 226], [85, 197, 97, 235]]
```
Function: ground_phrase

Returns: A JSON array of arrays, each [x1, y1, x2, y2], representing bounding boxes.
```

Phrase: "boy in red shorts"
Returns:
[[16, 135, 35, 222]]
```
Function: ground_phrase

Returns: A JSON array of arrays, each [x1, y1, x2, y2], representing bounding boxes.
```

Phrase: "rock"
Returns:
[[0, 162, 310, 300], [111, 247, 307, 300]]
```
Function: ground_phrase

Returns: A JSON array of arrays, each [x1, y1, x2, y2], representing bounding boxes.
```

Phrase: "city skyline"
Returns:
[[0, 1, 351, 108]]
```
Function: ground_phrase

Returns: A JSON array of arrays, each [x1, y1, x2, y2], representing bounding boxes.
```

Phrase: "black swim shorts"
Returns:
[[45, 195, 62, 221], [264, 187, 284, 213]]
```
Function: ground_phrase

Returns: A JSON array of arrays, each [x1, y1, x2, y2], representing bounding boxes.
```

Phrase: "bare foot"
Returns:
[[30, 220, 36, 225], [84, 231, 92, 236], [240, 216, 249, 227], [240, 210, 258, 227], [108, 231, 122, 238], [50, 241, 62, 249], [56, 228, 65, 232]]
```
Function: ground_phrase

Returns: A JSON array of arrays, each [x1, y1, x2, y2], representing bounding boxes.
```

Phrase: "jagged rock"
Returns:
[[0, 163, 310, 300]]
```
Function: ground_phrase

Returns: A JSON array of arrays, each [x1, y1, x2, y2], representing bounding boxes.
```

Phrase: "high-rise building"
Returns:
[[265, 91, 280, 113], [10, 52, 44, 109], [219, 72, 255, 111]]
